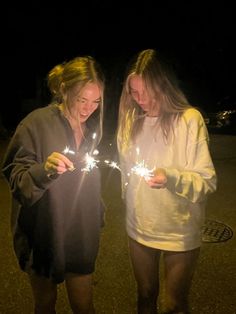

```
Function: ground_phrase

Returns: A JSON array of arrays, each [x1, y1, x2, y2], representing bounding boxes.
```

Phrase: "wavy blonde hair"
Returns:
[[117, 49, 191, 153]]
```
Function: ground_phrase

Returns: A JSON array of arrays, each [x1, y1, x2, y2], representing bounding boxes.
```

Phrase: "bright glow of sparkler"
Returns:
[[131, 161, 154, 179], [130, 147, 155, 179], [81, 132, 100, 172], [81, 152, 100, 172]]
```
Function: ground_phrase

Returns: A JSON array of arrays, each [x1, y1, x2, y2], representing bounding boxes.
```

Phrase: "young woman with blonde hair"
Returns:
[[117, 49, 217, 313], [2, 55, 105, 313]]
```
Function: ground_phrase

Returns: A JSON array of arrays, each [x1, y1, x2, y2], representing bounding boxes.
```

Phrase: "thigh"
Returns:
[[128, 237, 161, 291], [65, 273, 94, 313], [163, 248, 200, 300]]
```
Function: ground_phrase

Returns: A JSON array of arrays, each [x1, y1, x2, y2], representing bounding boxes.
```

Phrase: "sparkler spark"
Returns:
[[131, 161, 154, 179], [62, 146, 76, 171], [63, 146, 75, 155], [62, 141, 154, 178], [104, 160, 121, 171], [131, 146, 155, 179], [81, 152, 100, 172], [63, 132, 100, 173]]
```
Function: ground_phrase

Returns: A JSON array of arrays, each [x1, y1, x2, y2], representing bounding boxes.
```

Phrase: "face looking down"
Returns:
[[129, 74, 160, 117]]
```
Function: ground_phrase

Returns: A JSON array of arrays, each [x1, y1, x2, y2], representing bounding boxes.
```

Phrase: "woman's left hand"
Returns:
[[146, 168, 167, 189]]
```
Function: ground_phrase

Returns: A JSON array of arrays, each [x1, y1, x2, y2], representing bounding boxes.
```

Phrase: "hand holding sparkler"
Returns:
[[45, 152, 75, 177], [145, 168, 167, 189], [63, 146, 100, 173]]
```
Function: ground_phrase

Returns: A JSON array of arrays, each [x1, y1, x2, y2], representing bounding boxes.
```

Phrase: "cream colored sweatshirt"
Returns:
[[120, 108, 217, 251]]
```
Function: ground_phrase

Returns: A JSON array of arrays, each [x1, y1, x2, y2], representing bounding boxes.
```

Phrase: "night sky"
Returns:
[[3, 1, 236, 128]]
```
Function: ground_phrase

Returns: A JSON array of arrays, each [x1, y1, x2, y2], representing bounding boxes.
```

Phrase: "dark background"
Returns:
[[3, 1, 236, 129]]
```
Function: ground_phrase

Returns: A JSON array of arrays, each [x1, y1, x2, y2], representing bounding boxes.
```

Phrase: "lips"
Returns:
[[79, 113, 90, 121]]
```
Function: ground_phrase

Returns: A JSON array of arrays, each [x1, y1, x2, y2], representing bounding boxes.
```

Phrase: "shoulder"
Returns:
[[21, 104, 59, 125], [182, 107, 204, 123], [180, 107, 209, 141]]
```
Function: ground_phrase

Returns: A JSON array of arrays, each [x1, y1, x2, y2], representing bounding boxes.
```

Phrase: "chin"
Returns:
[[80, 115, 89, 122]]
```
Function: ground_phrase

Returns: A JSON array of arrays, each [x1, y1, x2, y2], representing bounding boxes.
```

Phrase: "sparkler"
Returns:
[[104, 160, 121, 171], [104, 157, 154, 182], [81, 152, 100, 172], [63, 146, 75, 155], [131, 147, 155, 180], [62, 140, 154, 178], [63, 132, 100, 173], [81, 132, 100, 172], [62, 146, 76, 171], [131, 161, 154, 179]]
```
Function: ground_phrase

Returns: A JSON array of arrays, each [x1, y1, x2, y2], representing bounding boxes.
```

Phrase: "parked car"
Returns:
[[204, 96, 236, 134]]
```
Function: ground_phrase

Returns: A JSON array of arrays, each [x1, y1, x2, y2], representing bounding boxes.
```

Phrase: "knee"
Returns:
[[138, 283, 158, 301]]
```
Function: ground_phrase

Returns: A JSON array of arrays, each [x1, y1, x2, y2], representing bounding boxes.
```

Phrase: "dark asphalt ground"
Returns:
[[0, 133, 236, 313]]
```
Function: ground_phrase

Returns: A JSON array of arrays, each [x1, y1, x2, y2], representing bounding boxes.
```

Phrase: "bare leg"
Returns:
[[29, 272, 57, 314], [162, 248, 200, 314], [129, 237, 161, 314], [65, 273, 95, 314]]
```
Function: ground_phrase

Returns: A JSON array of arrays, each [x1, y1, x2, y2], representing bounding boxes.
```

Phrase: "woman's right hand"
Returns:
[[146, 168, 167, 189], [44, 152, 75, 176]]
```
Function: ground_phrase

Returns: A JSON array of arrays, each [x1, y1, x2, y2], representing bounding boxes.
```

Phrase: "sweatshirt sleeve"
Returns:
[[1, 122, 58, 207], [165, 109, 217, 203]]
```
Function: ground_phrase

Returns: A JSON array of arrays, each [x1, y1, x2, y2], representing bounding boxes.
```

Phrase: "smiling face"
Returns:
[[129, 74, 160, 117], [66, 82, 102, 123]]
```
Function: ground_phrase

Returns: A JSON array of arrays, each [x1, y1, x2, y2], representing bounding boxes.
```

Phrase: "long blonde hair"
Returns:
[[117, 49, 191, 152]]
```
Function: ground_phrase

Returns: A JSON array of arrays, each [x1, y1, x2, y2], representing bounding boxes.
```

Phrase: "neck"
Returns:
[[59, 104, 85, 132]]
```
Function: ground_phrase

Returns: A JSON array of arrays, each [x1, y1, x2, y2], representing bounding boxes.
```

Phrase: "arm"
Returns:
[[1, 123, 74, 207], [147, 110, 217, 203]]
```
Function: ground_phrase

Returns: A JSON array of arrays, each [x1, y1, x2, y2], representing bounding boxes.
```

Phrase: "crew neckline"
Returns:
[[144, 116, 159, 125]]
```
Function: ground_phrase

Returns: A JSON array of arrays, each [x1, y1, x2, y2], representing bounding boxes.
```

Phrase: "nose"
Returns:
[[138, 91, 148, 104], [81, 102, 96, 114]]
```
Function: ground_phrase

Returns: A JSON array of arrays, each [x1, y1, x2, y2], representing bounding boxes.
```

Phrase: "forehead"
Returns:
[[129, 74, 144, 90], [73, 82, 101, 99]]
